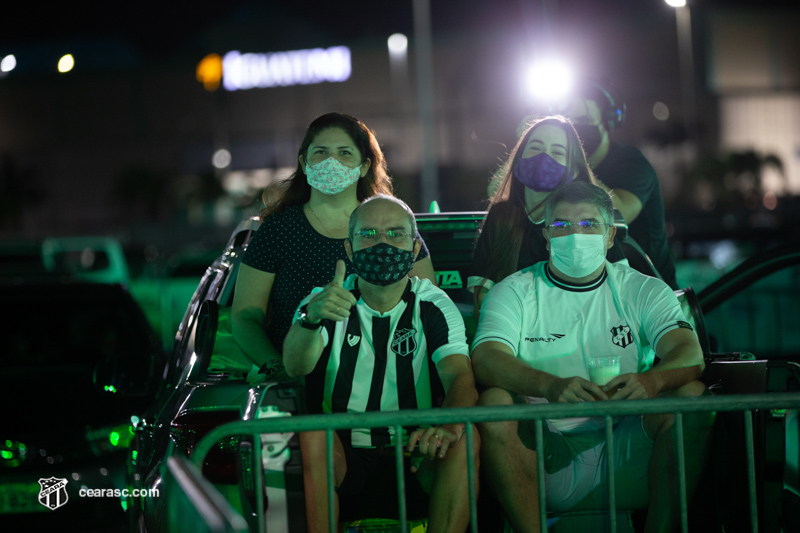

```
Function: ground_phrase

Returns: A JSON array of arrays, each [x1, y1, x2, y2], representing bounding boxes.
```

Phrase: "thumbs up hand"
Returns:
[[304, 260, 357, 324]]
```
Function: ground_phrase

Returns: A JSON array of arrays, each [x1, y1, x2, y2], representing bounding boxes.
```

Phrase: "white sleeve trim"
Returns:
[[466, 275, 495, 294]]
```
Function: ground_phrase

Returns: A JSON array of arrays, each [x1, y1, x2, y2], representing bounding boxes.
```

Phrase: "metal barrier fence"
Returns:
[[192, 393, 800, 533]]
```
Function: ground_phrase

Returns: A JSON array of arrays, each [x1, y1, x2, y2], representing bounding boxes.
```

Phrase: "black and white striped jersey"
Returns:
[[295, 275, 469, 448]]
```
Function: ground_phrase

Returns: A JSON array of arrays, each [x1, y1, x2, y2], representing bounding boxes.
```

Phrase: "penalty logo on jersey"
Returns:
[[611, 325, 633, 348], [391, 328, 417, 357]]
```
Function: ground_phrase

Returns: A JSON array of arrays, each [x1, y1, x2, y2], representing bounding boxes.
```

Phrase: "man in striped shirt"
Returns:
[[284, 194, 478, 533]]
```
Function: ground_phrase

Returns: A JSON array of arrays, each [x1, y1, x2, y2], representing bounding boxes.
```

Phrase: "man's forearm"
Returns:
[[647, 341, 704, 393], [283, 324, 324, 377], [473, 343, 556, 398], [441, 371, 478, 410]]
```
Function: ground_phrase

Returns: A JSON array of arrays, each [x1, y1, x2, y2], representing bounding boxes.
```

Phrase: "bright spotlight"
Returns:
[[523, 59, 572, 103], [1, 55, 16, 73], [665, 0, 686, 7], [58, 54, 75, 73], [387, 33, 408, 55], [212, 149, 232, 169]]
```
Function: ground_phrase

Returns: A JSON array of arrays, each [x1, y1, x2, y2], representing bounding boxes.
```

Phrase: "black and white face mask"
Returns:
[[351, 242, 415, 286]]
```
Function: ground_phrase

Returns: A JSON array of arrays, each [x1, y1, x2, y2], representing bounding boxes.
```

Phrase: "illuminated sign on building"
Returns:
[[215, 46, 351, 92]]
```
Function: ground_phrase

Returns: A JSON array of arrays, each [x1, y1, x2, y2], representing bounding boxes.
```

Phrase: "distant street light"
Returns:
[[387, 33, 408, 55], [0, 55, 16, 73], [58, 54, 75, 73]]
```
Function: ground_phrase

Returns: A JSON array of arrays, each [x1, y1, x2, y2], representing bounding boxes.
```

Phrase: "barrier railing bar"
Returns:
[[465, 421, 478, 533], [394, 425, 408, 533], [326, 429, 335, 533], [535, 419, 547, 533], [605, 415, 617, 532], [190, 394, 800, 530], [192, 394, 800, 455], [254, 431, 265, 533], [675, 412, 688, 533], [744, 410, 758, 533]]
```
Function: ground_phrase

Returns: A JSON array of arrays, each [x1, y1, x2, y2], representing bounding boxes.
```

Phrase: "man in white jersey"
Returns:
[[472, 181, 710, 533], [284, 194, 478, 533]]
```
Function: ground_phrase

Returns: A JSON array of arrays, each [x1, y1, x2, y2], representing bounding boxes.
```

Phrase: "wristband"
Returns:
[[298, 304, 322, 330]]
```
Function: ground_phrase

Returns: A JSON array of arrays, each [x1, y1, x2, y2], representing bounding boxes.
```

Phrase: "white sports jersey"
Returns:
[[295, 275, 468, 448], [473, 261, 693, 431]]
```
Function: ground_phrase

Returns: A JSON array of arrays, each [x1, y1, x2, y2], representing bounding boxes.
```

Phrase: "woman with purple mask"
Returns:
[[232, 113, 435, 380], [469, 115, 626, 319]]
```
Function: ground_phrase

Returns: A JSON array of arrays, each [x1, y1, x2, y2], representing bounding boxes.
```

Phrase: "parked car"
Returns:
[[127, 212, 800, 532], [0, 277, 164, 531]]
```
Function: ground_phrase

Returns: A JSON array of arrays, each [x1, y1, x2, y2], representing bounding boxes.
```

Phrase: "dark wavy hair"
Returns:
[[477, 115, 597, 283], [260, 113, 393, 217]]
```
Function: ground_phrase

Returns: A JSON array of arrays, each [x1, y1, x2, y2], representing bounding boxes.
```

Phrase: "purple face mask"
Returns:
[[513, 152, 571, 192]]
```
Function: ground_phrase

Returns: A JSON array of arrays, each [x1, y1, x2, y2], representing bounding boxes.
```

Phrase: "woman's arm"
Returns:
[[472, 286, 489, 323], [231, 263, 282, 366], [409, 255, 437, 285]]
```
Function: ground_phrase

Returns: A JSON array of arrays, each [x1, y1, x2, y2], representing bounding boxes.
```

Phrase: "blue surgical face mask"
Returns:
[[514, 152, 571, 192]]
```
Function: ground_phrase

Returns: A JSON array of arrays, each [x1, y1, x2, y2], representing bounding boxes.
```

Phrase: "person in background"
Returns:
[[469, 115, 627, 320], [563, 79, 678, 289], [472, 181, 711, 533], [231, 112, 436, 380], [283, 195, 478, 533]]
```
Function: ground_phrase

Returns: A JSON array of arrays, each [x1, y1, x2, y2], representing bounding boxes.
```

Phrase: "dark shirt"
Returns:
[[242, 204, 430, 350], [593, 143, 677, 289]]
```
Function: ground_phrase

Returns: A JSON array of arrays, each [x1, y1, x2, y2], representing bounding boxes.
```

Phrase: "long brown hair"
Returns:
[[478, 116, 596, 282], [260, 113, 393, 217]]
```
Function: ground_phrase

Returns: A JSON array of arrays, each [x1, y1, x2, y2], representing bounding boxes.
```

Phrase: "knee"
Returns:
[[477, 387, 514, 407], [644, 413, 674, 441], [476, 388, 518, 441]]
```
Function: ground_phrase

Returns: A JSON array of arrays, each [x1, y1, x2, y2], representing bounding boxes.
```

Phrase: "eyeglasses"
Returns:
[[546, 220, 609, 235], [352, 229, 415, 245]]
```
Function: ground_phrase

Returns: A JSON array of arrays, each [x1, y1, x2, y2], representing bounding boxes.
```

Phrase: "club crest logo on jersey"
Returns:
[[391, 328, 417, 357], [347, 334, 360, 347], [611, 325, 633, 349], [38, 477, 69, 510]]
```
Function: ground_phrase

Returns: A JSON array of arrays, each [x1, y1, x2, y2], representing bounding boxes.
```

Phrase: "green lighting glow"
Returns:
[[130, 415, 140, 426], [131, 450, 138, 461], [1, 450, 12, 460], [109, 432, 120, 446], [120, 499, 127, 511], [103, 385, 117, 393], [4, 440, 11, 448]]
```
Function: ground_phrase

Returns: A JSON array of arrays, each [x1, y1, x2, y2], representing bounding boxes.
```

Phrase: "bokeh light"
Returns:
[[653, 101, 670, 121], [212, 148, 232, 169], [387, 33, 408, 55], [58, 54, 75, 73], [0, 55, 16, 72]]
